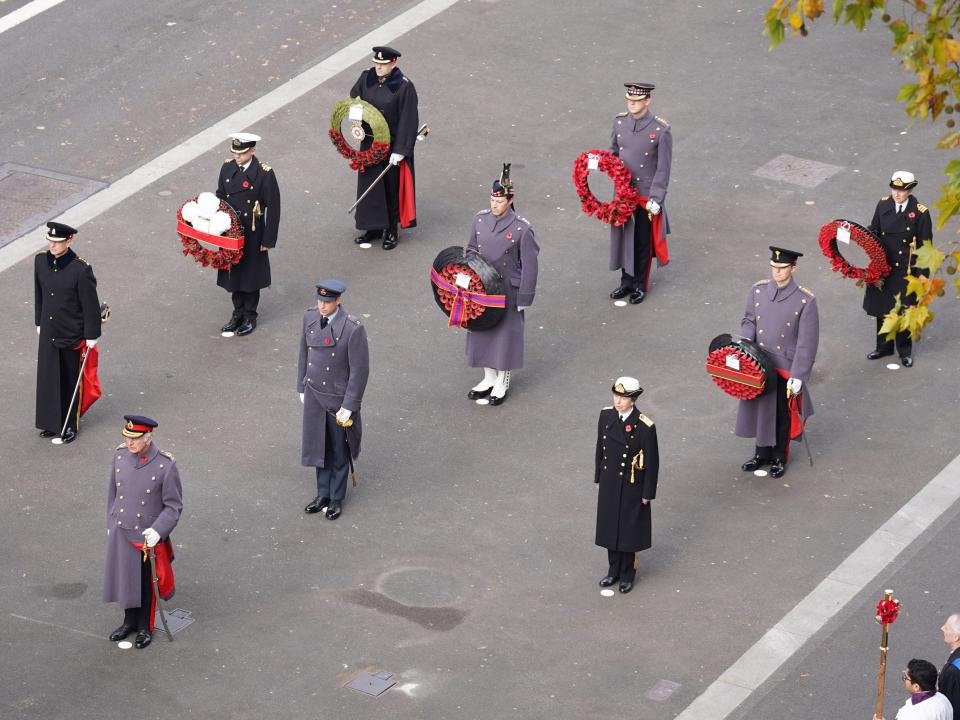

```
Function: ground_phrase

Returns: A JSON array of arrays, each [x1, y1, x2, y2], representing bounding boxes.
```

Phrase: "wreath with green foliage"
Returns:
[[328, 98, 391, 171]]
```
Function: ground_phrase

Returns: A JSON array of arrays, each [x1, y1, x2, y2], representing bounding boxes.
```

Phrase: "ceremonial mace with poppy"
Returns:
[[874, 589, 901, 719]]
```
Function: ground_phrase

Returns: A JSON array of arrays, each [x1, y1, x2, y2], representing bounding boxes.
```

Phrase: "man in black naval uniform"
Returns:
[[350, 46, 419, 250], [594, 377, 659, 594], [216, 132, 281, 336], [34, 222, 101, 443], [864, 170, 933, 367]]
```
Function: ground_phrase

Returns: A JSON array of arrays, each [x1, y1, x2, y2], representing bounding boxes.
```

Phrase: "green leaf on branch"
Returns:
[[913, 240, 946, 273], [888, 18, 910, 45]]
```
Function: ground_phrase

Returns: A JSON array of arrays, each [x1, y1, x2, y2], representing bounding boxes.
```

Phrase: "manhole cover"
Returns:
[[0, 163, 106, 248], [378, 567, 464, 607], [154, 607, 194, 635], [752, 154, 843, 189], [346, 671, 396, 697]]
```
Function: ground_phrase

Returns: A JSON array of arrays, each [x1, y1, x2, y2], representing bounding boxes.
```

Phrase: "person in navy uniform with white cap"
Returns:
[[863, 170, 933, 367], [103, 415, 183, 649], [216, 132, 281, 336], [34, 221, 101, 444], [465, 165, 539, 406], [595, 377, 659, 594], [350, 46, 419, 250], [298, 280, 370, 520], [608, 82, 672, 304], [737, 247, 819, 478]]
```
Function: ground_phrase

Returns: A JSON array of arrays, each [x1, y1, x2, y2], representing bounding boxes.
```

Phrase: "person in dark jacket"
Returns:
[[940, 613, 960, 717], [217, 133, 281, 336], [349, 46, 419, 250], [594, 377, 659, 594], [864, 170, 933, 367], [34, 222, 101, 443]]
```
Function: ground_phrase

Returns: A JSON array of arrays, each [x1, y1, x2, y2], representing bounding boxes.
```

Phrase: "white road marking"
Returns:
[[0, 0, 67, 35], [0, 0, 461, 273], [10, 613, 103, 640], [675, 452, 960, 720]]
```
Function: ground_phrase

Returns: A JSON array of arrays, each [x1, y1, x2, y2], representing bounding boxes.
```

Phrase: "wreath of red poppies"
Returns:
[[572, 149, 641, 227], [435, 263, 486, 323], [327, 129, 390, 172], [705, 346, 767, 400], [177, 198, 245, 271], [818, 219, 891, 287]]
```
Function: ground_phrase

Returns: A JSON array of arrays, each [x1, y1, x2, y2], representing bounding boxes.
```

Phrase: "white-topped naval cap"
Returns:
[[889, 170, 917, 189]]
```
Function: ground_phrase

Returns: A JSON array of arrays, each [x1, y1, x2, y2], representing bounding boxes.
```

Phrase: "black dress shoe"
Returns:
[[109, 623, 136, 642], [488, 391, 507, 406], [236, 319, 256, 336], [467, 387, 492, 400], [304, 496, 330, 514], [609, 284, 631, 300], [355, 230, 381, 244], [59, 428, 77, 444], [325, 500, 342, 520], [867, 349, 893, 360], [900, 356, 913, 367], [382, 231, 399, 250], [741, 455, 766, 472], [599, 575, 618, 588], [221, 314, 243, 333], [618, 581, 633, 594], [39, 430, 57, 438], [628, 289, 645, 304], [134, 630, 152, 649], [769, 459, 786, 479]]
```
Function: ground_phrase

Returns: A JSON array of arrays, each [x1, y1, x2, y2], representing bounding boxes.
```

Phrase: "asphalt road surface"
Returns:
[[1, 2, 959, 719]]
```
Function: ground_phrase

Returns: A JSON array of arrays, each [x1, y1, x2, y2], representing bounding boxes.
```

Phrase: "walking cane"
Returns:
[[51, 346, 92, 445], [874, 589, 901, 719]]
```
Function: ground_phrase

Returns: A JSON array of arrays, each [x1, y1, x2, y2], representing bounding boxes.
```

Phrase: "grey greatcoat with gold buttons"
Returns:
[[735, 278, 819, 447], [595, 407, 659, 552], [298, 308, 370, 467], [215, 155, 281, 293], [103, 444, 182, 608], [464, 208, 539, 370], [608, 110, 672, 273], [863, 195, 933, 317]]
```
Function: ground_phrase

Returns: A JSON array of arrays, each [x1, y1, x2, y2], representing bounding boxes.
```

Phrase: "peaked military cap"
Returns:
[[889, 170, 917, 190], [122, 415, 158, 438], [491, 163, 514, 197], [372, 46, 401, 64], [316, 279, 346, 300], [624, 82, 655, 100], [769, 246, 803, 267], [46, 221, 78, 242], [612, 376, 643, 398], [229, 132, 261, 153]]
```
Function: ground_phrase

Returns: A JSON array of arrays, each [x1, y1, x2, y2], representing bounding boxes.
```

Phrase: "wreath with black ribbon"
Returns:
[[328, 98, 391, 171]]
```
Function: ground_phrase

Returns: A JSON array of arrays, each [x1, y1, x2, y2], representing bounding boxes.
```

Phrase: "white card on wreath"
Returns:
[[725, 354, 741, 371], [455, 273, 471, 289], [837, 223, 851, 244], [348, 104, 364, 121], [587, 154, 599, 171]]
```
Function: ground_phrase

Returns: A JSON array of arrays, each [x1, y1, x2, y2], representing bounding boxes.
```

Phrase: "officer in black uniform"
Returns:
[[864, 170, 933, 367], [350, 46, 420, 250], [34, 222, 101, 443], [217, 133, 281, 336]]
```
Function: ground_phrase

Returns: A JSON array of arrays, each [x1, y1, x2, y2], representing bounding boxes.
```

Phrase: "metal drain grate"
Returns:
[[345, 671, 396, 697], [153, 607, 195, 635], [0, 163, 106, 248]]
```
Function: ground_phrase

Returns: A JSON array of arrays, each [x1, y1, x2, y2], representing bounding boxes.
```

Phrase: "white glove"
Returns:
[[86, 338, 98, 348], [787, 377, 802, 394], [645, 199, 661, 215], [336, 408, 352, 423], [36, 326, 40, 335], [299, 392, 304, 404], [142, 528, 160, 548], [389, 153, 404, 166], [517, 306, 529, 312]]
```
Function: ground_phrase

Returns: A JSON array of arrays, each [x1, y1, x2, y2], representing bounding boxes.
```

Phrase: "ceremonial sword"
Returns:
[[347, 124, 430, 215], [53, 303, 111, 445], [144, 544, 174, 642], [328, 409, 358, 488]]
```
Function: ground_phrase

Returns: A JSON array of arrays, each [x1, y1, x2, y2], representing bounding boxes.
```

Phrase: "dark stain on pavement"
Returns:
[[36, 582, 87, 599], [342, 588, 466, 631]]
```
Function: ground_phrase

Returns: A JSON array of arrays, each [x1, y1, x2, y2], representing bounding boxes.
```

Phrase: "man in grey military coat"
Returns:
[[608, 82, 672, 305], [465, 165, 539, 406], [103, 415, 182, 649], [736, 247, 819, 479], [298, 280, 370, 520]]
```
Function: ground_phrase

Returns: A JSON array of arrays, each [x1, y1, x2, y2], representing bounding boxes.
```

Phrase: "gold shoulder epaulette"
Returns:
[[159, 450, 175, 460], [638, 413, 654, 427], [917, 203, 928, 213], [224, 158, 233, 164], [260, 162, 272, 172], [616, 111, 628, 117], [75, 255, 89, 265], [881, 195, 890, 201], [754, 279, 770, 286], [654, 115, 670, 127], [116, 443, 126, 450], [800, 286, 815, 297], [603, 405, 613, 410]]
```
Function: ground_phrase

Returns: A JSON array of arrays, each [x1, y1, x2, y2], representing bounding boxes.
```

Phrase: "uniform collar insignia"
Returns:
[[366, 66, 404, 92]]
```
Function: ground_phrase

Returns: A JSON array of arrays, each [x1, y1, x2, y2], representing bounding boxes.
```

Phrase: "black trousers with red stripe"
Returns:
[[755, 374, 791, 464]]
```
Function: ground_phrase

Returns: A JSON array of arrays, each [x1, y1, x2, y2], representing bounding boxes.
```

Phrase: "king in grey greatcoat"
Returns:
[[595, 377, 659, 595], [608, 82, 672, 305], [298, 280, 370, 520], [863, 171, 933, 367], [103, 415, 182, 649], [736, 247, 819, 479], [464, 165, 539, 407]]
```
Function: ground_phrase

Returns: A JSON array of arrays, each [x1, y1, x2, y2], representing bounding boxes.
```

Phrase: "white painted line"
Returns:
[[0, 0, 461, 273], [0, 0, 67, 35], [674, 452, 960, 720], [10, 612, 103, 640]]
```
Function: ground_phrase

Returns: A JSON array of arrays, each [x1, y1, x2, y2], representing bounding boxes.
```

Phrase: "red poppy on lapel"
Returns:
[[324, 337, 331, 345], [242, 180, 250, 188], [908, 211, 916, 219], [625, 425, 632, 432], [649, 134, 656, 139], [506, 231, 513, 239]]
